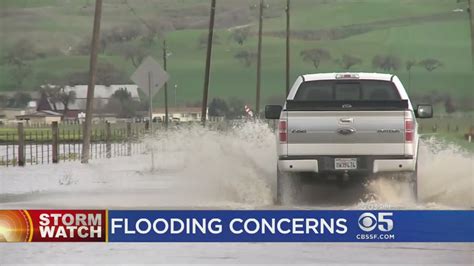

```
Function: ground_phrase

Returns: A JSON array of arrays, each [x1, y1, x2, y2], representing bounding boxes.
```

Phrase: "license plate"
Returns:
[[335, 158, 357, 170]]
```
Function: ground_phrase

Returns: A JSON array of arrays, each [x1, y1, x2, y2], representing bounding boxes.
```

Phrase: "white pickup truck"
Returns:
[[265, 73, 433, 204]]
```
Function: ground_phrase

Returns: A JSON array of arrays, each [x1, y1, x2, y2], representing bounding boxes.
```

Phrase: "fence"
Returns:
[[1, 115, 472, 167], [0, 122, 148, 166]]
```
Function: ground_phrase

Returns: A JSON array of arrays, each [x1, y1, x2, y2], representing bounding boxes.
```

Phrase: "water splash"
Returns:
[[1, 121, 472, 209], [363, 137, 473, 209]]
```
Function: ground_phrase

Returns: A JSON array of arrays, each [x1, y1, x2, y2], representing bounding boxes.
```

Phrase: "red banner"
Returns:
[[0, 210, 106, 242]]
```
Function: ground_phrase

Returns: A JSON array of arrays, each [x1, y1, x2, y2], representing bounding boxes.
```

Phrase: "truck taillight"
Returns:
[[279, 120, 287, 143], [405, 119, 414, 142]]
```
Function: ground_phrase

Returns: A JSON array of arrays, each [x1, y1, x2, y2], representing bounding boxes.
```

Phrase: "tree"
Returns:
[[406, 60, 417, 72], [372, 55, 401, 71], [300, 48, 331, 69], [103, 25, 142, 44], [419, 58, 443, 72], [113, 43, 146, 67], [208, 98, 229, 117], [234, 50, 257, 67], [335, 54, 362, 70], [105, 88, 138, 118], [405, 59, 417, 90], [37, 86, 75, 116], [58, 89, 76, 117], [231, 28, 250, 45], [140, 19, 175, 45]]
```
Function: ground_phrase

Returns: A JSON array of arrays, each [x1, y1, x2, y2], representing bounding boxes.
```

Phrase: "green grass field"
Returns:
[[0, 0, 472, 107]]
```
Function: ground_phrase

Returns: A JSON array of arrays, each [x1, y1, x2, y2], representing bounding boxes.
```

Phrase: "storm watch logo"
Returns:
[[0, 210, 33, 242]]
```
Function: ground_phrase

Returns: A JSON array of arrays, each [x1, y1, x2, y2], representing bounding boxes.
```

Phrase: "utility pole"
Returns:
[[148, 70, 154, 171], [256, 0, 264, 117], [163, 39, 169, 129], [148, 72, 153, 128], [81, 0, 102, 164], [285, 0, 290, 96], [201, 0, 216, 126], [469, 0, 474, 69]]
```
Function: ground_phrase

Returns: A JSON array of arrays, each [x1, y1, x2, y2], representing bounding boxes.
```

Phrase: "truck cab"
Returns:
[[265, 73, 433, 204]]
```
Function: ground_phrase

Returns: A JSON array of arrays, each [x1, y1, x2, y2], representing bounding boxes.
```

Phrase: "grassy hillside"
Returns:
[[0, 0, 472, 110]]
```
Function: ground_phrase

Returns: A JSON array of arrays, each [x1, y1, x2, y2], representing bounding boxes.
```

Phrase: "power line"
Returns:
[[285, 0, 290, 96], [255, 0, 264, 117]]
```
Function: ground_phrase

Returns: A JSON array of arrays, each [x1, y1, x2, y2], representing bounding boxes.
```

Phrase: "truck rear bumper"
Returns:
[[278, 159, 319, 172], [278, 155, 415, 174], [372, 159, 415, 173]]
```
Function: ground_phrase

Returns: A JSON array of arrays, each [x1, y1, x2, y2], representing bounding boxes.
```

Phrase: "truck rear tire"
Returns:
[[276, 167, 302, 205]]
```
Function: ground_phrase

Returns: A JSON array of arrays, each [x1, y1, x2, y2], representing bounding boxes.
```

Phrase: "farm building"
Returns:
[[16, 110, 62, 125], [152, 107, 208, 122], [37, 84, 140, 116]]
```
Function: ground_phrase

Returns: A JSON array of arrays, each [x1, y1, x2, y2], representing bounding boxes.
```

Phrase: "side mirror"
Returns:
[[265, 105, 282, 119], [415, 104, 433, 119]]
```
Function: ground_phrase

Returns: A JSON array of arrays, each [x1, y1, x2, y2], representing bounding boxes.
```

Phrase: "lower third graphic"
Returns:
[[0, 210, 33, 242]]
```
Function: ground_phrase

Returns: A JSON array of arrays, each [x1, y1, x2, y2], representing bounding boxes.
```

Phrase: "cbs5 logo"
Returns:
[[358, 212, 393, 232]]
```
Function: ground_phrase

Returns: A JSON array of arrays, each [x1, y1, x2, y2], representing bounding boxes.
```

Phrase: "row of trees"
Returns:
[[229, 47, 444, 74], [298, 48, 444, 72]]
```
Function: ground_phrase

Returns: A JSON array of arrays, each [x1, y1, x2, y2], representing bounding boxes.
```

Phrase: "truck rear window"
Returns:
[[294, 80, 400, 101]]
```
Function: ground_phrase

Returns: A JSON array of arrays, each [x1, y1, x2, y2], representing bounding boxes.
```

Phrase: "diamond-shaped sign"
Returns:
[[131, 56, 169, 97]]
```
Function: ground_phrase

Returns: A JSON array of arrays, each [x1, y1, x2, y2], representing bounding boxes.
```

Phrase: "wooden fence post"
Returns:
[[106, 122, 111, 158], [52, 121, 59, 163], [127, 122, 132, 156], [145, 120, 150, 131], [17, 123, 25, 166]]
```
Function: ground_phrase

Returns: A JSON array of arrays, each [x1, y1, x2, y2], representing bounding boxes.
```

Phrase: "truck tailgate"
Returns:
[[286, 110, 405, 156]]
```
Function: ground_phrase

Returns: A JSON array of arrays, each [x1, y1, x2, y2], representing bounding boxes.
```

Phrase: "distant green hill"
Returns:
[[0, 0, 472, 111]]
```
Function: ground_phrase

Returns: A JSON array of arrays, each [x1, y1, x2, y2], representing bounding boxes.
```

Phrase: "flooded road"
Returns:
[[1, 122, 473, 264]]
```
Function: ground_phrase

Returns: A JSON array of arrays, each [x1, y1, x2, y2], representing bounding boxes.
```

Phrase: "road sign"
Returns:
[[130, 56, 168, 172], [131, 56, 169, 97]]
